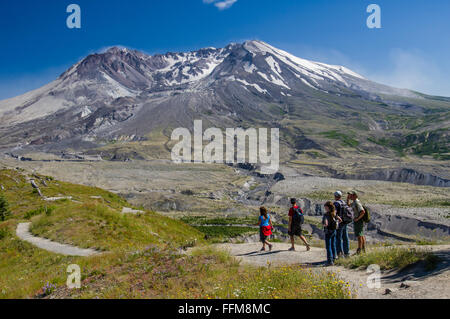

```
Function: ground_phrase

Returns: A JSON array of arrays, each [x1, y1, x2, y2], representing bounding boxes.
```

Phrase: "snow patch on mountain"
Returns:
[[244, 40, 364, 89], [101, 72, 135, 98], [236, 78, 269, 95], [244, 62, 257, 73], [0, 40, 421, 129], [265, 56, 290, 89], [80, 106, 92, 118]]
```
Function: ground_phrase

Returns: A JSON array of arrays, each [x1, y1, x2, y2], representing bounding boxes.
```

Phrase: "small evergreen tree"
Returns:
[[0, 193, 10, 221]]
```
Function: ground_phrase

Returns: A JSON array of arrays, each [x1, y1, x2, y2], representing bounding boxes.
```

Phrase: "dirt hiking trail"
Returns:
[[213, 242, 450, 299], [16, 223, 100, 257]]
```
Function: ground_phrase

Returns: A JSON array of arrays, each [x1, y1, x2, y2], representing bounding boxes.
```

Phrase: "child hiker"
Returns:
[[257, 206, 273, 251]]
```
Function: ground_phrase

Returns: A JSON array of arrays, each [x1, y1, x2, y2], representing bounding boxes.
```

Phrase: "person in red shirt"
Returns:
[[288, 198, 311, 251]]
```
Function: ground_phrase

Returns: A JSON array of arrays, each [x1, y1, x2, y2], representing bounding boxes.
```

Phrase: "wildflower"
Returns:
[[42, 282, 56, 296]]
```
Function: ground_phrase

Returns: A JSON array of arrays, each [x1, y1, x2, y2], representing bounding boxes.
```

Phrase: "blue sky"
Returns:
[[1, 0, 450, 99]]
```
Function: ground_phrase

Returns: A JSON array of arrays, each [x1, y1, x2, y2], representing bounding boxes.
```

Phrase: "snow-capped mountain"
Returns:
[[0, 40, 443, 155]]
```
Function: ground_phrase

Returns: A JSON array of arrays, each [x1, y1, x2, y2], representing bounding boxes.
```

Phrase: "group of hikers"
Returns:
[[257, 190, 370, 266]]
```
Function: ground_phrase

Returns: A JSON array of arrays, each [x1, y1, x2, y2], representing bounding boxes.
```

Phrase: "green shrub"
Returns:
[[336, 247, 438, 270], [24, 206, 54, 219], [45, 206, 55, 216], [194, 225, 257, 240], [181, 189, 194, 196], [180, 215, 257, 226], [320, 130, 359, 147], [0, 227, 9, 240], [0, 193, 10, 221], [415, 238, 438, 246]]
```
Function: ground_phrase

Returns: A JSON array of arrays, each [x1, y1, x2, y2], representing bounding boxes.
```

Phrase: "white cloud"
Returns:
[[203, 0, 238, 10], [283, 43, 450, 97], [368, 49, 450, 97]]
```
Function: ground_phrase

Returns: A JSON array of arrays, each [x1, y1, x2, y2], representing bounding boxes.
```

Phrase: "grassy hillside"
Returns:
[[0, 168, 352, 299]]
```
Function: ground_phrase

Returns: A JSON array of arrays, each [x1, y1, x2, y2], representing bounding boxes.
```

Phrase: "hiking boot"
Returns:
[[260, 247, 266, 252], [306, 244, 311, 251], [325, 262, 334, 267], [288, 247, 295, 251], [344, 254, 350, 258], [268, 244, 273, 251], [356, 248, 361, 255]]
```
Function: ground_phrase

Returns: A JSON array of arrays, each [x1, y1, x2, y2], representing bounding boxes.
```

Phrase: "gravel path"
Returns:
[[16, 223, 100, 257], [216, 242, 327, 267], [214, 242, 450, 299]]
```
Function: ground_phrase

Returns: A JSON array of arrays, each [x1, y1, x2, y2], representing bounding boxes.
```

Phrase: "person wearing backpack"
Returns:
[[288, 198, 310, 252], [347, 190, 366, 255], [256, 206, 273, 252], [334, 191, 351, 258], [322, 201, 342, 266]]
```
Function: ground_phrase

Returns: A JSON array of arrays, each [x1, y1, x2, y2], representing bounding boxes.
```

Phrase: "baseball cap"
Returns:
[[347, 190, 358, 196]]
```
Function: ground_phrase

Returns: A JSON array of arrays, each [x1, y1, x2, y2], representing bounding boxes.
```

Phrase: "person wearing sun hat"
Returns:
[[347, 190, 366, 254]]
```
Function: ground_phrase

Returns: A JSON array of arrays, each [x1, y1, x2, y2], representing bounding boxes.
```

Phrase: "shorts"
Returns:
[[288, 225, 302, 237], [354, 221, 364, 237]]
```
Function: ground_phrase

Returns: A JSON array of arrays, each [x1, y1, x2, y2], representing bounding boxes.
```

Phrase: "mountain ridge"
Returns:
[[0, 40, 448, 165], [0, 40, 426, 124]]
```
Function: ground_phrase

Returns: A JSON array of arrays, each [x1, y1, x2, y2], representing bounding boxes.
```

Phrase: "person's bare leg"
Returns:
[[289, 236, 295, 250], [362, 236, 366, 253], [265, 240, 272, 251], [356, 236, 363, 254], [299, 235, 311, 251]]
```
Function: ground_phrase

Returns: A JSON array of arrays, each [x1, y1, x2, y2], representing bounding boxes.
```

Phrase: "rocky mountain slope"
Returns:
[[0, 40, 448, 180]]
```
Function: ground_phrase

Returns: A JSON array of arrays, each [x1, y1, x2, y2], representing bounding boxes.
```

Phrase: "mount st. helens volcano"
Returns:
[[0, 40, 448, 165]]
